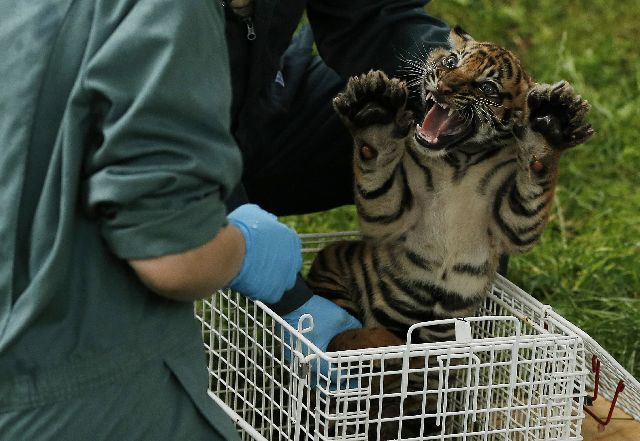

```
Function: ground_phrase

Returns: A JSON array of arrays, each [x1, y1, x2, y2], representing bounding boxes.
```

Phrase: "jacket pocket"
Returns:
[[163, 343, 242, 441]]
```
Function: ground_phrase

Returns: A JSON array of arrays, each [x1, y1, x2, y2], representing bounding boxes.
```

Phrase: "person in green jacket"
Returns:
[[1, 0, 449, 439]]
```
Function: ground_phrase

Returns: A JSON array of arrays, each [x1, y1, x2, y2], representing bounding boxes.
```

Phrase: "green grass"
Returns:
[[284, 0, 640, 378]]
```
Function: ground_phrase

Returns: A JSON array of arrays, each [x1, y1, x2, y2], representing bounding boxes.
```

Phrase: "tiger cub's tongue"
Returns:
[[420, 103, 461, 143]]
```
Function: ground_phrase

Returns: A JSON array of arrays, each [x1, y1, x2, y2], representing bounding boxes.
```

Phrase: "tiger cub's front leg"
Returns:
[[308, 73, 416, 320], [494, 81, 594, 255], [333, 70, 415, 239]]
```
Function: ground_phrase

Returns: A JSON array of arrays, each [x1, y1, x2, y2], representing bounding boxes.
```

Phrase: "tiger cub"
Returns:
[[305, 27, 593, 438], [307, 26, 593, 341]]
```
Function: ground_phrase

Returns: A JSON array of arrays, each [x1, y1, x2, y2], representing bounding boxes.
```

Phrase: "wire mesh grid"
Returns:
[[490, 276, 640, 424], [562, 315, 640, 424], [195, 233, 588, 440]]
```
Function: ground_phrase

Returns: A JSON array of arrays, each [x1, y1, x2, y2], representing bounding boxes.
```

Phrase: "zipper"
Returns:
[[221, 0, 257, 41], [243, 16, 256, 41]]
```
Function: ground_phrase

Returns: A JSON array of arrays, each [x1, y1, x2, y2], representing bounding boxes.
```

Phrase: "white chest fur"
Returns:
[[401, 149, 515, 303]]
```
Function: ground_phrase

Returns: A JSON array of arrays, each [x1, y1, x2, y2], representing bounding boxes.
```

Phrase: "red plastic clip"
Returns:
[[583, 355, 626, 429]]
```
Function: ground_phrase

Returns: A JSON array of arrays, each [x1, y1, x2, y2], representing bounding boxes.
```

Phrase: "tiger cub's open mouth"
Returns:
[[414, 93, 473, 150]]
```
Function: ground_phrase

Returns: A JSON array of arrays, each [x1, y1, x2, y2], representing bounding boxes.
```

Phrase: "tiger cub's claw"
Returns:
[[528, 80, 595, 149], [333, 70, 413, 136]]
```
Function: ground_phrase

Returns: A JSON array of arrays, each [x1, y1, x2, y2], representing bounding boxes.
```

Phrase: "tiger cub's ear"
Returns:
[[450, 25, 474, 48]]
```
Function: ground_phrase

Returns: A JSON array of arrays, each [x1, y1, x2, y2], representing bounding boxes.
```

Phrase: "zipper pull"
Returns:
[[243, 17, 256, 41]]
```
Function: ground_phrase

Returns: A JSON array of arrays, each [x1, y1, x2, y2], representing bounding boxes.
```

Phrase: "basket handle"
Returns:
[[583, 355, 627, 429]]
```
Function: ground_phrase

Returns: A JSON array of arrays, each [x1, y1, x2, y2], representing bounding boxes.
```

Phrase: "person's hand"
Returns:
[[279, 295, 362, 388], [226, 204, 301, 304]]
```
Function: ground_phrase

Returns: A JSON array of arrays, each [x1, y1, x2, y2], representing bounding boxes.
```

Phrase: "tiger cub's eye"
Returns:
[[478, 81, 499, 96], [441, 54, 458, 69], [359, 144, 378, 160]]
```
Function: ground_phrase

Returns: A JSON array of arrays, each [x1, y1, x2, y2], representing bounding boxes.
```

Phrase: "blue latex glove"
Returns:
[[226, 204, 302, 304], [280, 295, 362, 389]]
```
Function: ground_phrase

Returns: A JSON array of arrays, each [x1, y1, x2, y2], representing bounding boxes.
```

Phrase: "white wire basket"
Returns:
[[196, 233, 593, 440]]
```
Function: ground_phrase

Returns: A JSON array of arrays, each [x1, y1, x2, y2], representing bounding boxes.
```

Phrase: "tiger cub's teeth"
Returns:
[[448, 108, 455, 117]]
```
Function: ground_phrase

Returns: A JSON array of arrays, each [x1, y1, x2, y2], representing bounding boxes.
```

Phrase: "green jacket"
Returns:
[[0, 0, 241, 439]]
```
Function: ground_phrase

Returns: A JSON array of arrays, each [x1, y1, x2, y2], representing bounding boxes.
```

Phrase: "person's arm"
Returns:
[[130, 201, 303, 303], [306, 0, 450, 81], [129, 223, 245, 302], [81, 0, 243, 297]]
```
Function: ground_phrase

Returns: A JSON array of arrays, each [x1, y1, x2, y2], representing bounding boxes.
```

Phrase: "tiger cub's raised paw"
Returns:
[[527, 81, 595, 149], [333, 70, 413, 136]]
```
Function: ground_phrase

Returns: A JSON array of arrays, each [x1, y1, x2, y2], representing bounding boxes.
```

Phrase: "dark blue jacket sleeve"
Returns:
[[306, 0, 450, 80]]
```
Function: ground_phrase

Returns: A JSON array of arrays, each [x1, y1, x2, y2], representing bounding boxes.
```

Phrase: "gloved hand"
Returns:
[[280, 295, 362, 388], [226, 204, 302, 304]]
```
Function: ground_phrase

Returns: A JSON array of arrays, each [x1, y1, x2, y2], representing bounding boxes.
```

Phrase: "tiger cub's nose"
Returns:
[[437, 80, 454, 94]]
